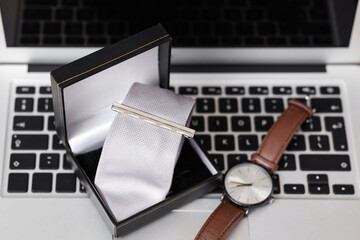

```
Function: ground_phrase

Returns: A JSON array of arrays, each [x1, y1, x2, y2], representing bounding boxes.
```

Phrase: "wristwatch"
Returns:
[[195, 100, 313, 240]]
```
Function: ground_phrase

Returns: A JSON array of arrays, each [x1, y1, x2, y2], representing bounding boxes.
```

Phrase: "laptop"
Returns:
[[1, 0, 360, 239]]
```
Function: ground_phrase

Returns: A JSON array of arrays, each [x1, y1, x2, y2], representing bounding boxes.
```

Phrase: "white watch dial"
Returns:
[[224, 162, 273, 206]]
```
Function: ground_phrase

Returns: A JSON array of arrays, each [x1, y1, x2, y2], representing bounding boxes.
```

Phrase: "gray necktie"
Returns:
[[94, 82, 195, 221]]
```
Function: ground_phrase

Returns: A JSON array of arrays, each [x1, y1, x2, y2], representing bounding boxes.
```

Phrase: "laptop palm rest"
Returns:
[[248, 199, 360, 240], [121, 198, 360, 239]]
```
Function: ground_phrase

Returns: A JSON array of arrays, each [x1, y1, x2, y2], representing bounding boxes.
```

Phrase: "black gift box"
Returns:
[[50, 24, 221, 237]]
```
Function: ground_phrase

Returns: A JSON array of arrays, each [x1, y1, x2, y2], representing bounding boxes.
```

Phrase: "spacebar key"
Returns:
[[12, 134, 49, 150], [300, 154, 350, 171]]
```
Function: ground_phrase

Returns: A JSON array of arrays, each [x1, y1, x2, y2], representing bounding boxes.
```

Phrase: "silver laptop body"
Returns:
[[1, 0, 360, 239]]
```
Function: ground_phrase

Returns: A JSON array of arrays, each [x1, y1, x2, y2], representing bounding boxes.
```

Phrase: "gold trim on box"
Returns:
[[57, 34, 169, 87], [112, 102, 195, 139], [116, 175, 223, 230]]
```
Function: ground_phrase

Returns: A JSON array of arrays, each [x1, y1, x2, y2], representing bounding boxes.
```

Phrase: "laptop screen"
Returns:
[[1, 0, 358, 48]]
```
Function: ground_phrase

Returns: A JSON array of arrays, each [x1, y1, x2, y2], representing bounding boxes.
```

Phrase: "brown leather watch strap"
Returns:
[[252, 100, 313, 173], [194, 199, 245, 240]]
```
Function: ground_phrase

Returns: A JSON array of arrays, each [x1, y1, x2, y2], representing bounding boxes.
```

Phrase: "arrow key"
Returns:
[[333, 184, 354, 195], [307, 174, 328, 184], [284, 184, 305, 194], [309, 184, 330, 194]]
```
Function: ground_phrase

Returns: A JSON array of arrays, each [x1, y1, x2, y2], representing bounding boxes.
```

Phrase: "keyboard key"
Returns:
[[209, 117, 228, 131], [56, 8, 73, 20], [219, 98, 238, 113], [249, 86, 268, 95], [77, 9, 95, 20], [228, 154, 248, 169], [215, 135, 235, 151], [66, 37, 85, 45], [194, 135, 211, 150], [231, 116, 251, 131], [43, 23, 61, 34], [311, 98, 342, 113], [40, 86, 52, 94], [179, 87, 198, 95], [242, 98, 261, 113], [265, 98, 284, 113], [65, 23, 82, 34], [236, 23, 254, 35], [56, 173, 76, 193], [286, 135, 305, 151], [23, 9, 52, 20], [325, 117, 348, 151], [202, 87, 221, 95], [12, 134, 48, 150], [278, 154, 296, 171], [38, 98, 53, 112], [190, 116, 204, 131], [308, 184, 329, 194], [309, 135, 330, 151], [290, 37, 310, 45], [13, 116, 44, 131], [88, 37, 107, 46], [209, 154, 224, 170], [288, 97, 307, 105], [296, 86, 316, 95], [320, 86, 340, 95], [196, 98, 215, 113], [238, 135, 258, 150], [15, 98, 33, 112], [307, 174, 328, 184], [333, 185, 354, 195], [272, 174, 280, 194], [226, 87, 245, 95], [10, 154, 36, 170], [273, 86, 292, 95], [284, 184, 305, 194], [25, 0, 57, 5], [63, 0, 79, 6], [43, 36, 62, 45], [8, 173, 29, 193], [254, 116, 274, 131], [86, 23, 105, 35], [22, 23, 40, 34], [267, 37, 287, 46], [20, 37, 39, 45], [63, 154, 72, 170], [40, 154, 60, 169], [300, 154, 351, 171], [32, 173, 53, 193], [301, 117, 321, 131], [16, 86, 35, 94], [48, 116, 56, 131], [53, 135, 65, 150]]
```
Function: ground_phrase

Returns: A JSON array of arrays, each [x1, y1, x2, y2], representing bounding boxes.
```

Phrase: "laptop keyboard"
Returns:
[[3, 83, 86, 197], [2, 79, 357, 199], [17, 0, 335, 47], [171, 78, 358, 199]]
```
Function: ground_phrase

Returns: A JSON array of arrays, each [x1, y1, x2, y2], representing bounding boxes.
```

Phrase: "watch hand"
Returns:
[[230, 181, 253, 186]]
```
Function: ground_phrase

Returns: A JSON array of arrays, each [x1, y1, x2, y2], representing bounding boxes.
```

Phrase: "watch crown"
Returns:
[[268, 197, 274, 204]]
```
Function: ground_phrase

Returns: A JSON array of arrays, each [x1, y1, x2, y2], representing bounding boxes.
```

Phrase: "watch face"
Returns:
[[224, 162, 273, 207]]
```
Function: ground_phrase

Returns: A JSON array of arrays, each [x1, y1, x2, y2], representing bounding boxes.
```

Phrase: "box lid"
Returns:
[[50, 24, 171, 155]]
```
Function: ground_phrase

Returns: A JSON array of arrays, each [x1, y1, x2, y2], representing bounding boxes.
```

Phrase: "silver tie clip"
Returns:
[[111, 102, 195, 139]]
